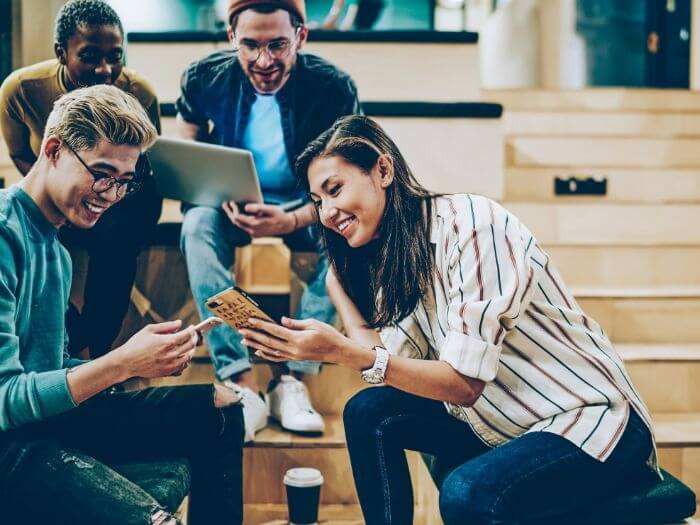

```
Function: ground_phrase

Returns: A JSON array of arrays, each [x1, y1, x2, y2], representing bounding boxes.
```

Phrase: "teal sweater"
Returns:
[[0, 185, 77, 431]]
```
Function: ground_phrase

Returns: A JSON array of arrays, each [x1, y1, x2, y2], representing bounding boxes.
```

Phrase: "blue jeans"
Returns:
[[343, 387, 654, 525], [180, 205, 335, 380]]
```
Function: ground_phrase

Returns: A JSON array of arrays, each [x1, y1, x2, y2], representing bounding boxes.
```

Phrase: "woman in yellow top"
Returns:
[[0, 0, 162, 361]]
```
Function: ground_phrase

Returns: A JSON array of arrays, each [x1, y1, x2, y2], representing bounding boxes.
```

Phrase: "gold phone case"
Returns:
[[205, 286, 275, 330]]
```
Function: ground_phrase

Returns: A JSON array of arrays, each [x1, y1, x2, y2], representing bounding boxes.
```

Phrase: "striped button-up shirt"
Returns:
[[379, 194, 657, 467]]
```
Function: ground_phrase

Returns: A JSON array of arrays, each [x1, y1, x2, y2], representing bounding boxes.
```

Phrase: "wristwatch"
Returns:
[[361, 346, 390, 384]]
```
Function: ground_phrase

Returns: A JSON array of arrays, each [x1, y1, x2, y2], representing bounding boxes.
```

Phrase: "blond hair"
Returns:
[[44, 84, 157, 152]]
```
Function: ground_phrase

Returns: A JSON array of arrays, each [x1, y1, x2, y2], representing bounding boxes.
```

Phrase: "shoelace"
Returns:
[[286, 382, 315, 413]]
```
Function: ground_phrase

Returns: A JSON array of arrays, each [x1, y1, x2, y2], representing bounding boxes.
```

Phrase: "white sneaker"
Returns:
[[223, 380, 269, 443], [268, 375, 325, 434]]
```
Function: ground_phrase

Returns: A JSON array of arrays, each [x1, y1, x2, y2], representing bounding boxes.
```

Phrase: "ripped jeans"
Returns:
[[0, 385, 244, 525]]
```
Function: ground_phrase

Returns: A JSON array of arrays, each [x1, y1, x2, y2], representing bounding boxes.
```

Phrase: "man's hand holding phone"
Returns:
[[113, 320, 199, 379], [222, 201, 297, 237], [193, 316, 224, 346]]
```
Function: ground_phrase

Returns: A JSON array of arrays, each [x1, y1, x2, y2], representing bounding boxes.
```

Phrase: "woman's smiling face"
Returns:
[[308, 155, 393, 248]]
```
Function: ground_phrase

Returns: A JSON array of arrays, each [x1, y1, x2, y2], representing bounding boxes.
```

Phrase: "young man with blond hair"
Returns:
[[0, 85, 244, 525], [0, 0, 163, 360]]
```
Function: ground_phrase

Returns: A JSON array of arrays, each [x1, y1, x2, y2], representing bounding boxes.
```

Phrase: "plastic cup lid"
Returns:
[[283, 467, 324, 488]]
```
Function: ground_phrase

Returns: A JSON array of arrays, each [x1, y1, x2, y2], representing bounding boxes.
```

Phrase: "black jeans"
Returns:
[[0, 384, 244, 525], [344, 387, 654, 525], [60, 177, 162, 358]]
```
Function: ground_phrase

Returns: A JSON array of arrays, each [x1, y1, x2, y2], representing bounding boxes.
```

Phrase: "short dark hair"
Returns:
[[229, 5, 303, 32], [55, 0, 124, 48]]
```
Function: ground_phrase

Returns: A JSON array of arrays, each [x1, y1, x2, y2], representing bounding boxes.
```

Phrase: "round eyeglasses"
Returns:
[[233, 27, 301, 63], [63, 140, 149, 199]]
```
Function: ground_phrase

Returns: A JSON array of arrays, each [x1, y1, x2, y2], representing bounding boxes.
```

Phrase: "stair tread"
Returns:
[[244, 503, 362, 524], [245, 410, 700, 450], [247, 415, 346, 449], [653, 413, 700, 447], [483, 88, 700, 112], [617, 344, 700, 362], [571, 286, 700, 298]]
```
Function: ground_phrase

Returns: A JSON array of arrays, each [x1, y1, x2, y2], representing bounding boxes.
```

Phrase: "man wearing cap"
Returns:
[[177, 0, 360, 442]]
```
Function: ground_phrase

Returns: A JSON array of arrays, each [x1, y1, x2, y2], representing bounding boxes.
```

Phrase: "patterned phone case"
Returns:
[[205, 286, 276, 330]]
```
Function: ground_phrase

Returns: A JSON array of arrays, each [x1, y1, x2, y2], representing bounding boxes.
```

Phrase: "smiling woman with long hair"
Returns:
[[238, 115, 659, 525]]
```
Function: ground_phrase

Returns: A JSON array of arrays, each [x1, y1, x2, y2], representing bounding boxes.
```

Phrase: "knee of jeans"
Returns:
[[439, 470, 499, 525], [180, 207, 221, 248], [343, 388, 391, 439]]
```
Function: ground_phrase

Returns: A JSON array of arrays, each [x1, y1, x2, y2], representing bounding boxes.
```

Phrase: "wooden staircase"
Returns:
[[487, 88, 700, 511]]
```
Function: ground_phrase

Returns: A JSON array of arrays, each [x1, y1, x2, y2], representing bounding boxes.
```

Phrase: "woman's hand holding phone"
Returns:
[[237, 316, 350, 364]]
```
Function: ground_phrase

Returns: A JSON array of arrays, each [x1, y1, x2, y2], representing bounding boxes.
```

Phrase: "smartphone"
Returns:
[[194, 316, 224, 335], [206, 286, 276, 330]]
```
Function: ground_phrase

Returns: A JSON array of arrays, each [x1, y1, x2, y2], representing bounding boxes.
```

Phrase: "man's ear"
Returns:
[[296, 25, 309, 50], [226, 25, 235, 45], [54, 43, 67, 64], [377, 155, 395, 188], [44, 136, 62, 163]]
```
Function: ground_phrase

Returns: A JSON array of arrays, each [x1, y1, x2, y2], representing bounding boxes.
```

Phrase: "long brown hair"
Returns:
[[296, 115, 435, 328]]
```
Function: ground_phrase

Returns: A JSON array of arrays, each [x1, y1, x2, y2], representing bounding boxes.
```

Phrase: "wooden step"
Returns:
[[129, 38, 480, 105], [619, 345, 700, 413], [243, 420, 437, 509], [655, 413, 700, 448], [507, 203, 700, 246], [161, 113, 506, 201], [249, 418, 346, 449], [505, 167, 700, 204], [244, 503, 362, 525], [484, 88, 700, 112], [617, 344, 700, 362], [572, 286, 700, 299], [507, 137, 700, 169], [573, 295, 700, 344], [655, 413, 700, 502], [503, 111, 700, 137], [543, 246, 700, 288]]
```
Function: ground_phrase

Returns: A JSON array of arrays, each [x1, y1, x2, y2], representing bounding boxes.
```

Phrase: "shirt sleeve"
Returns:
[[0, 233, 76, 431], [175, 62, 209, 127], [439, 197, 536, 382], [379, 314, 430, 360], [0, 75, 36, 166]]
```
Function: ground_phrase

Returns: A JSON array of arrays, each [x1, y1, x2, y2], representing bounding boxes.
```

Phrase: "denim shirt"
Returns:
[[176, 50, 361, 175]]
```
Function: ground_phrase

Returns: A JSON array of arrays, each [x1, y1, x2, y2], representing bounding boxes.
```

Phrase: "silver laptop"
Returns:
[[148, 136, 263, 207]]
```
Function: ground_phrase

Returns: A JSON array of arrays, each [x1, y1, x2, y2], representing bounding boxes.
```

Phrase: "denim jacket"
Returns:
[[176, 50, 361, 172]]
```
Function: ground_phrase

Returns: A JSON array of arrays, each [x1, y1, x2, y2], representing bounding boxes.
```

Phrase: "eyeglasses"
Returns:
[[63, 140, 148, 198], [233, 27, 301, 63]]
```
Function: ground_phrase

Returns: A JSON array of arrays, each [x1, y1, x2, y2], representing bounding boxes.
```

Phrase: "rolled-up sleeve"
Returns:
[[440, 198, 535, 382]]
